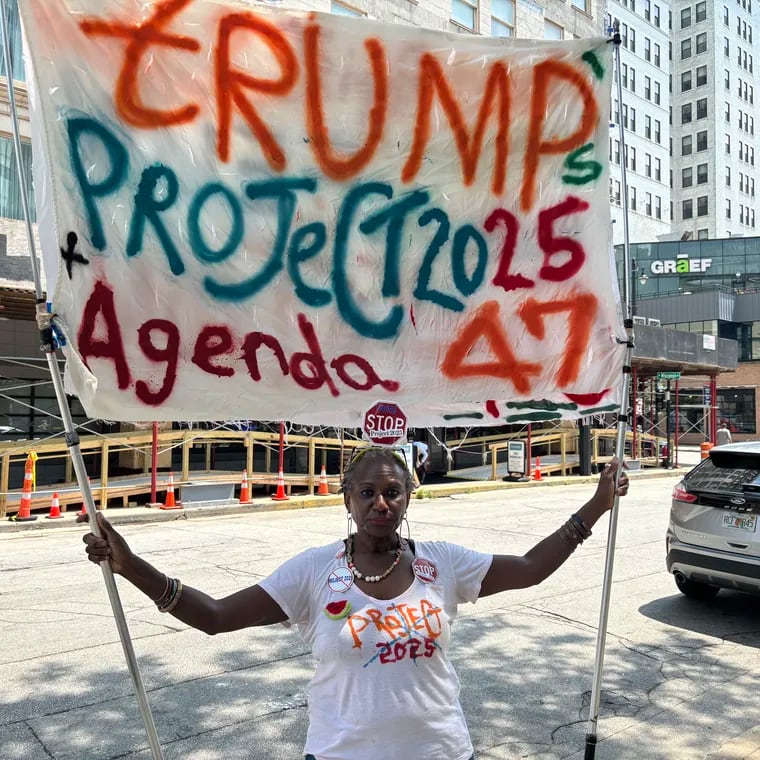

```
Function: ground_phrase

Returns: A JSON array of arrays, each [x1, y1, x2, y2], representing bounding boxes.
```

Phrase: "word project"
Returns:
[[21, 0, 625, 425]]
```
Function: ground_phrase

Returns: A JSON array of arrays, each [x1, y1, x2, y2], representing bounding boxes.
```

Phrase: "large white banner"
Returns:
[[21, 0, 624, 426]]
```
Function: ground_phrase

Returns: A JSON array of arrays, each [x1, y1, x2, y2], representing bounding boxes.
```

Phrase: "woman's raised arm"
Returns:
[[83, 512, 287, 634]]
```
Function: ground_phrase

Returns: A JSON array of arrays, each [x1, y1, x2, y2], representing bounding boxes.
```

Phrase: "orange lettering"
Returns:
[[419, 599, 443, 639], [80, 0, 201, 129], [402, 55, 510, 195], [518, 293, 598, 387], [441, 300, 541, 394], [347, 612, 370, 648], [521, 60, 598, 211], [396, 604, 424, 633], [215, 13, 298, 167], [304, 25, 388, 181], [366, 608, 396, 637]]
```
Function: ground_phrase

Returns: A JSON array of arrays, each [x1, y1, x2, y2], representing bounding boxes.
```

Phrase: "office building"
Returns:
[[669, 0, 759, 239], [621, 236, 760, 439], [608, 0, 673, 246]]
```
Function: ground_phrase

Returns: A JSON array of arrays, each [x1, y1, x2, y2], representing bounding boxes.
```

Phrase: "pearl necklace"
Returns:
[[346, 534, 405, 583]]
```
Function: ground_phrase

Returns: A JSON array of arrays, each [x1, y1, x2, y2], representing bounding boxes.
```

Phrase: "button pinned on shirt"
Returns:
[[412, 558, 438, 583], [327, 566, 354, 593]]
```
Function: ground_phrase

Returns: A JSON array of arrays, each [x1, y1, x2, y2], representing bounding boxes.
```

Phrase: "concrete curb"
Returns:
[[0, 466, 684, 535]]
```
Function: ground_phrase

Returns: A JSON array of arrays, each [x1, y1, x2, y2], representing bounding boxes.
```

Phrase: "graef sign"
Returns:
[[650, 254, 712, 275]]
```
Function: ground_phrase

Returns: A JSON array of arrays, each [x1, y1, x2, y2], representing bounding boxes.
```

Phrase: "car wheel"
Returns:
[[674, 574, 720, 600]]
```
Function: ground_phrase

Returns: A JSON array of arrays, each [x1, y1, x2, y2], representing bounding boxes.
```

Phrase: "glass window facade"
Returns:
[[0, 380, 90, 442], [0, 0, 26, 81], [717, 388, 756, 433], [619, 237, 760, 299]]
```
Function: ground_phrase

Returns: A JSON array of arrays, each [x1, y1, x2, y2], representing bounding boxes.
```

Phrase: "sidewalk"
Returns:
[[0, 460, 689, 534]]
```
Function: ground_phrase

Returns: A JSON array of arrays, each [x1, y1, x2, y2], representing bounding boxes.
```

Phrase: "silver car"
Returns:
[[667, 442, 760, 599]]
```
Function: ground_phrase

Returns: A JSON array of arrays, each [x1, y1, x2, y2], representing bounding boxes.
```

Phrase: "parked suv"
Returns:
[[667, 442, 760, 599]]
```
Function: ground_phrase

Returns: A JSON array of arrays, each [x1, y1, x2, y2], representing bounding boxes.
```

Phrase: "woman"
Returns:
[[83, 447, 629, 760]]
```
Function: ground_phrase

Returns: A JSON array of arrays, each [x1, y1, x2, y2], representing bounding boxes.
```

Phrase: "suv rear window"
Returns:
[[685, 455, 760, 493]]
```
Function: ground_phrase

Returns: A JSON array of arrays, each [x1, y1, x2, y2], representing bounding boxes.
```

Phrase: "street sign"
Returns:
[[657, 371, 681, 380], [507, 441, 526, 475], [363, 401, 408, 446]]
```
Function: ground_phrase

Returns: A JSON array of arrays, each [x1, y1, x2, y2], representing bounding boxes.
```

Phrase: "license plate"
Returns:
[[722, 512, 758, 532]]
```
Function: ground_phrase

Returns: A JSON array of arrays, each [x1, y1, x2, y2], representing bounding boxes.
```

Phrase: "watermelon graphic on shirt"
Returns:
[[324, 600, 352, 620]]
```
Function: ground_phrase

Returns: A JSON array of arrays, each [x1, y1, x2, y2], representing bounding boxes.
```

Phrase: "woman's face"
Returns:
[[345, 455, 411, 539]]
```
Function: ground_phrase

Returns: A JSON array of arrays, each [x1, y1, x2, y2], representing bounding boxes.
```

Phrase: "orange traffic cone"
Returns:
[[239, 471, 251, 504], [46, 491, 64, 519], [9, 455, 37, 522], [272, 469, 289, 501], [533, 457, 542, 481], [317, 464, 330, 496], [160, 473, 182, 510]]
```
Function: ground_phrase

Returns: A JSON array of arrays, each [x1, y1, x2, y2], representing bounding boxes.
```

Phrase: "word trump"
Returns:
[[75, 0, 604, 212]]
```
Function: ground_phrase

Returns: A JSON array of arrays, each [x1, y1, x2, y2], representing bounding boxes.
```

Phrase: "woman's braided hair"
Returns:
[[340, 446, 416, 494]]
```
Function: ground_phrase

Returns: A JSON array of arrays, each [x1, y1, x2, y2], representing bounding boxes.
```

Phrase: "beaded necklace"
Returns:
[[346, 534, 405, 583]]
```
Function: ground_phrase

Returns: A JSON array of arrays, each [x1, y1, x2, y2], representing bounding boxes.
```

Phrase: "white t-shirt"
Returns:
[[259, 540, 492, 760]]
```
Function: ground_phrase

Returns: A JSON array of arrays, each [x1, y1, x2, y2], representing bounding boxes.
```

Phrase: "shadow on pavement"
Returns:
[[638, 590, 760, 649]]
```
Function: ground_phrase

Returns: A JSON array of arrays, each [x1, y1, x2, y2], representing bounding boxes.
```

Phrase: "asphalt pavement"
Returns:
[[2, 464, 760, 760]]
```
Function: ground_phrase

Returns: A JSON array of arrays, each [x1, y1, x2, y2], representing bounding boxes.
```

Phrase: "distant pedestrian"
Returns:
[[413, 439, 430, 483], [716, 422, 732, 447]]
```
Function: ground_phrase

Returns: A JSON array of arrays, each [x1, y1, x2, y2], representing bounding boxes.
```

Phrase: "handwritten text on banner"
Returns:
[[21, 0, 624, 426]]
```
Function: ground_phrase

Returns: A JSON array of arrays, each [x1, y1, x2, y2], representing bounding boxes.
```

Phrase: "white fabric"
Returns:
[[259, 540, 492, 760]]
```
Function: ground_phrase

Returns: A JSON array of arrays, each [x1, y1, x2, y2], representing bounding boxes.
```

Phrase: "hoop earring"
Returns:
[[403, 514, 411, 541], [346, 512, 353, 541]]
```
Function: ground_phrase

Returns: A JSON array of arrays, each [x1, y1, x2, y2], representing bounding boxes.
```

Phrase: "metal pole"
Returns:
[[665, 380, 672, 468], [278, 420, 285, 472], [584, 24, 633, 759], [674, 378, 680, 468], [150, 421, 158, 504], [710, 376, 718, 444], [632, 366, 638, 458], [0, 4, 164, 758]]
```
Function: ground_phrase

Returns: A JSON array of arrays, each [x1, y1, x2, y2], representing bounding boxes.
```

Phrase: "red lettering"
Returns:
[[292, 313, 339, 397], [485, 208, 534, 292], [135, 319, 179, 405], [241, 332, 289, 382], [192, 325, 235, 376], [77, 280, 132, 390], [537, 196, 589, 282], [330, 354, 399, 392]]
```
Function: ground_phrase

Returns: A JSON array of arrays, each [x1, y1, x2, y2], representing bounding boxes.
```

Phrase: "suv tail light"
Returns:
[[672, 481, 698, 503]]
